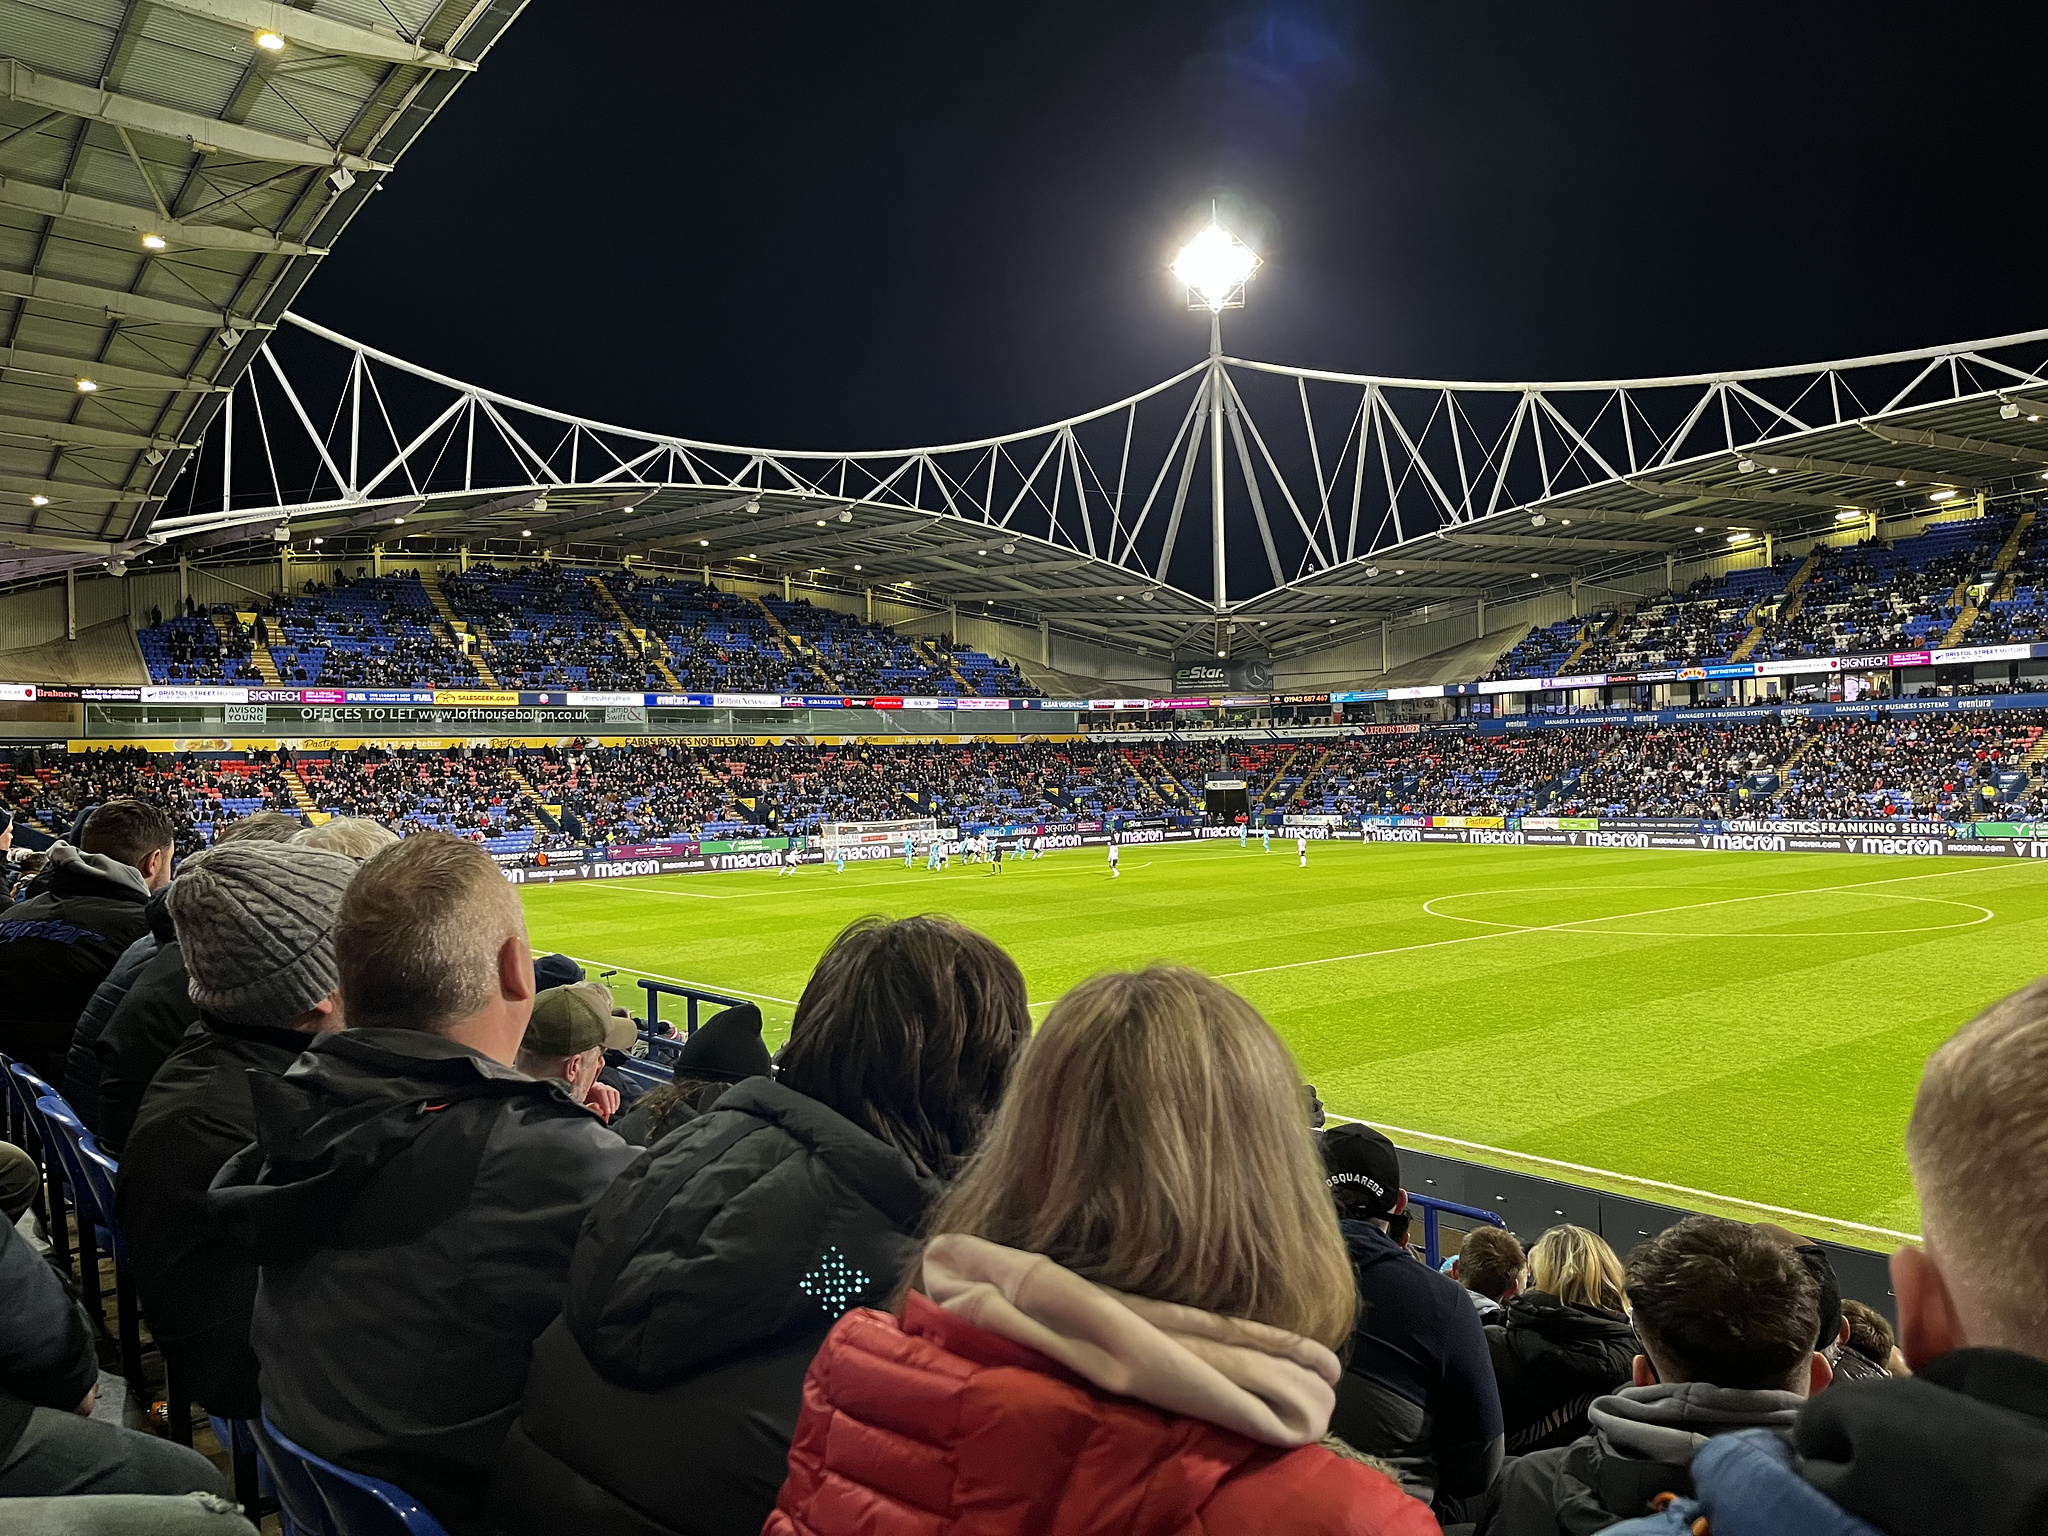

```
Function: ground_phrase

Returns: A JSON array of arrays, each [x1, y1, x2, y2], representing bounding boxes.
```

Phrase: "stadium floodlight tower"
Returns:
[[1171, 217, 1261, 641]]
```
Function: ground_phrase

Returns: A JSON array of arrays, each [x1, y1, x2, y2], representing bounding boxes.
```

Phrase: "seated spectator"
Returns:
[[1782, 979, 2048, 1534], [1487, 1224, 1640, 1454], [0, 800, 173, 1082], [492, 915, 1031, 1536], [0, 1210, 227, 1497], [1832, 1298, 1902, 1382], [61, 884, 172, 1131], [610, 999, 772, 1148], [511, 983, 621, 1124], [766, 966, 1434, 1536], [1454, 1225, 1527, 1323], [115, 841, 357, 1419], [95, 811, 304, 1152], [210, 832, 640, 1536], [1321, 1121, 1505, 1508], [0, 1139, 36, 1225], [1479, 1214, 1830, 1535]]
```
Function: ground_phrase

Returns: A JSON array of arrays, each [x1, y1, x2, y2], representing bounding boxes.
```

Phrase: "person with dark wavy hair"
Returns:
[[491, 913, 1032, 1536]]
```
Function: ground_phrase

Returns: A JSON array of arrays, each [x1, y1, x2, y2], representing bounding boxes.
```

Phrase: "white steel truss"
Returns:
[[143, 313, 2048, 655]]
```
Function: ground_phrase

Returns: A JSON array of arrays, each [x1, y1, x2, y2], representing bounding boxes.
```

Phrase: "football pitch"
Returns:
[[519, 840, 2048, 1249]]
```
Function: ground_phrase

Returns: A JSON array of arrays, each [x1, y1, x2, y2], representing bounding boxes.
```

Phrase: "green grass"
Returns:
[[519, 841, 2048, 1249]]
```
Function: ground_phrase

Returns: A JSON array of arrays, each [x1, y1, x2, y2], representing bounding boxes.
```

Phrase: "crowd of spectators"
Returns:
[[1772, 717, 2042, 821], [0, 809, 2035, 1535]]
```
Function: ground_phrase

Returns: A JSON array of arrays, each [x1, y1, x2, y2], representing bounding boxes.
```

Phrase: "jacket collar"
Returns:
[[1590, 1380, 1805, 1466], [1914, 1345, 2048, 1424], [199, 1011, 325, 1057], [44, 841, 150, 902]]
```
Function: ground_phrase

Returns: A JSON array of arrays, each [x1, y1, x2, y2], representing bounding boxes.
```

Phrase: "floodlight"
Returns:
[[978, 548, 987, 555], [520, 528, 532, 537], [1737, 458, 1756, 473], [839, 509, 852, 522], [853, 564, 862, 570], [1895, 478, 1906, 487], [1395, 568, 1405, 575], [106, 558, 126, 575], [328, 167, 355, 194], [1693, 525, 1705, 533], [1559, 519, 1571, 526], [1929, 488, 1958, 502], [143, 448, 164, 465], [1171, 221, 1260, 312], [1766, 467, 1778, 474], [2003, 402, 2021, 419], [390, 516, 405, 525], [1116, 595, 1125, 601], [1002, 542, 1015, 553], [142, 233, 167, 250], [29, 494, 49, 507], [254, 29, 285, 50], [219, 330, 243, 350], [1530, 572, 1540, 579], [1364, 565, 1379, 577], [698, 539, 709, 547], [816, 519, 826, 527], [75, 378, 96, 392], [1727, 532, 1751, 544], [1836, 509, 1864, 521], [1140, 590, 1154, 601], [1529, 514, 1546, 526], [311, 536, 324, 544], [1216, 649, 1226, 657]]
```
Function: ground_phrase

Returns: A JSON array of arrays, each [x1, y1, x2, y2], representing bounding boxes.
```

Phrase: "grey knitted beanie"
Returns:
[[169, 841, 359, 1028]]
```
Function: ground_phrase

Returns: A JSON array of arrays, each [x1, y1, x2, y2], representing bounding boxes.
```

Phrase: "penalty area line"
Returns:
[[1324, 1111, 1921, 1243]]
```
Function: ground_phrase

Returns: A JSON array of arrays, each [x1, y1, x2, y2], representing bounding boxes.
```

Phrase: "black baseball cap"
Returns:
[[1320, 1122, 1402, 1217]]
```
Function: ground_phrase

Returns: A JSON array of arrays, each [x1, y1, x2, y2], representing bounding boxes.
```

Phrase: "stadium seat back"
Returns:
[[255, 1411, 448, 1536]]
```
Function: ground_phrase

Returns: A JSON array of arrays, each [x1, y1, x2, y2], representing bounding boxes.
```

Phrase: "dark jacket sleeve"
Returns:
[[95, 942, 199, 1154], [0, 1217, 97, 1413], [1430, 1279, 1508, 1499], [62, 932, 159, 1131]]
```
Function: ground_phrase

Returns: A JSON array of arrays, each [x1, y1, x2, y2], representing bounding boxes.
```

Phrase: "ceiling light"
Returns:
[[744, 553, 756, 559], [1530, 572, 1540, 579], [1693, 525, 1705, 533], [141, 233, 167, 251], [853, 563, 862, 570], [1727, 532, 1751, 544], [75, 378, 96, 393], [1765, 467, 1778, 474], [978, 548, 987, 555], [1929, 488, 1958, 502], [2002, 403, 2021, 419], [254, 29, 285, 50], [1837, 509, 1865, 521], [698, 539, 709, 547], [1328, 618, 1337, 624], [1395, 569, 1405, 575], [520, 528, 532, 537], [2032, 415, 2042, 423], [311, 536, 324, 545], [1116, 594, 1124, 601], [29, 495, 49, 507], [816, 519, 827, 527], [1559, 518, 1572, 526], [1737, 458, 1756, 474], [1171, 221, 1261, 312], [1216, 649, 1226, 657], [390, 516, 405, 525], [1257, 619, 1265, 625]]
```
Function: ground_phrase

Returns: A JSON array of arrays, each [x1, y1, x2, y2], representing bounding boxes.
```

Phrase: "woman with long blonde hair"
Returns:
[[1486, 1223, 1640, 1453], [766, 967, 1433, 1535]]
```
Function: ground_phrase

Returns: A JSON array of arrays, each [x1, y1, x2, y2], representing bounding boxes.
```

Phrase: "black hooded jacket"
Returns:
[[489, 1075, 940, 1536], [0, 1213, 99, 1463], [93, 935, 200, 1154], [114, 1012, 315, 1417], [1793, 1347, 2048, 1536], [207, 1028, 640, 1536], [1486, 1290, 1641, 1453], [0, 844, 153, 1083], [61, 885, 171, 1129]]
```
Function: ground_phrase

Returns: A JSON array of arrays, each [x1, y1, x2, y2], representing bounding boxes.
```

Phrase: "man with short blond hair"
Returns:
[[212, 832, 638, 1536]]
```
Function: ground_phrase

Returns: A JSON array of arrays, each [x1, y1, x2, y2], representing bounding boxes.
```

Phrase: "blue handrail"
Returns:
[[1406, 1191, 1508, 1268], [635, 978, 750, 1065]]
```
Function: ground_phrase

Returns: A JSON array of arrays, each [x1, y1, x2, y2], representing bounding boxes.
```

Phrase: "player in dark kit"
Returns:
[[989, 838, 1005, 874]]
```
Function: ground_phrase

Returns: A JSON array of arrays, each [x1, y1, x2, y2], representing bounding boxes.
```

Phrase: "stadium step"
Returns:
[[504, 761, 561, 832], [418, 572, 502, 687], [1556, 608, 1623, 673], [749, 595, 838, 691], [1941, 511, 2033, 647], [1261, 745, 1300, 805], [280, 765, 318, 815], [1731, 547, 1821, 661], [913, 635, 977, 695], [1768, 728, 1823, 798], [1289, 746, 1333, 806], [2022, 729, 2048, 770]]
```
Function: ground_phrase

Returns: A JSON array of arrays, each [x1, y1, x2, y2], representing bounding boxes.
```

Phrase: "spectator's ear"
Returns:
[[1804, 1350, 1834, 1397], [1631, 1354, 1657, 1388], [1892, 1245, 1964, 1371]]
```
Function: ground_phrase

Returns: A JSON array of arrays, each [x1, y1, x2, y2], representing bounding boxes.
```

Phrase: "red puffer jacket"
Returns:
[[765, 1292, 1438, 1536]]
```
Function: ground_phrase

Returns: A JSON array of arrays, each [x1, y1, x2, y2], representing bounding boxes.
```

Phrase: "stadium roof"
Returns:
[[142, 317, 2048, 660], [0, 0, 525, 583]]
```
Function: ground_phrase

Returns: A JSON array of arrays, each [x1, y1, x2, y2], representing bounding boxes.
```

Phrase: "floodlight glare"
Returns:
[[142, 233, 167, 250], [1929, 488, 1958, 502], [29, 494, 49, 507], [75, 378, 96, 392], [520, 528, 532, 537], [254, 29, 285, 50], [1171, 221, 1260, 312]]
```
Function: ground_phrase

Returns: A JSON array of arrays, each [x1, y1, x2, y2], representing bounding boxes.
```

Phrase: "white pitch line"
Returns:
[[1216, 859, 2042, 980], [1324, 1112, 1921, 1243]]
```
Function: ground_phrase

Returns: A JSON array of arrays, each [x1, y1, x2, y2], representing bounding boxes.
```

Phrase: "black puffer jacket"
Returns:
[[61, 886, 171, 1128], [0, 844, 153, 1082], [1486, 1290, 1640, 1453], [490, 1075, 939, 1536], [93, 938, 199, 1153]]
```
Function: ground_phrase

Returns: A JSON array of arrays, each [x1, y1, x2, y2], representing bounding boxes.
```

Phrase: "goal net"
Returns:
[[820, 818, 938, 852]]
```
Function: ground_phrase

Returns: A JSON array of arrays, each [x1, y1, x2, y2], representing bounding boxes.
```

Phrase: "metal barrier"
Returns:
[[635, 978, 751, 1068], [1406, 1191, 1507, 1268]]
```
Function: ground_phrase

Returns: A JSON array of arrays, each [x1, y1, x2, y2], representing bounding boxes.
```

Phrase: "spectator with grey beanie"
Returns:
[[114, 840, 358, 1419]]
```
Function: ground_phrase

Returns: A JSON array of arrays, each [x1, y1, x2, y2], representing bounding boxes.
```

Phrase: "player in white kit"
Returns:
[[1297, 833, 1308, 867], [1107, 842, 1120, 878]]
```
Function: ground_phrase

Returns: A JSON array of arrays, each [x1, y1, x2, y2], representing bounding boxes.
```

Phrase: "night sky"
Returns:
[[302, 1, 2047, 452]]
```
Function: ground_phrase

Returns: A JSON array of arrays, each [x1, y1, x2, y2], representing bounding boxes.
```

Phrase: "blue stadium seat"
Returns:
[[254, 1411, 449, 1536]]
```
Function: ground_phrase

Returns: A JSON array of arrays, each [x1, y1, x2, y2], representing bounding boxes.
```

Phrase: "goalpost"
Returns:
[[819, 817, 939, 854]]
